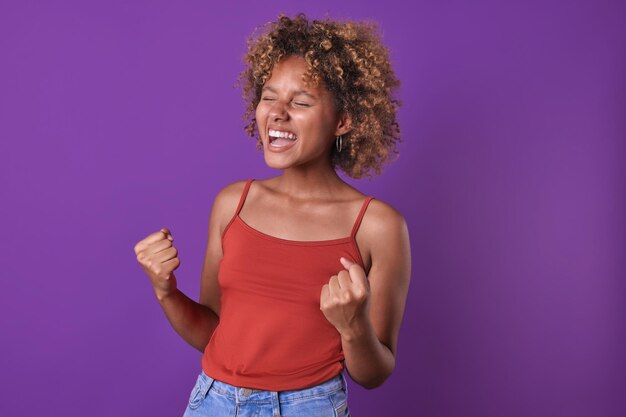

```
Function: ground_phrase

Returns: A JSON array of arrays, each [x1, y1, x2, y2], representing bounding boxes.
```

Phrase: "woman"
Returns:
[[134, 13, 411, 417]]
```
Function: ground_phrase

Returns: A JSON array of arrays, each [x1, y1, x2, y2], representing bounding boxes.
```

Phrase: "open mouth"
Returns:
[[268, 129, 298, 148]]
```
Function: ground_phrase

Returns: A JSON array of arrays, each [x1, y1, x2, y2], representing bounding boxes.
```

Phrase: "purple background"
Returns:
[[1, 1, 624, 416]]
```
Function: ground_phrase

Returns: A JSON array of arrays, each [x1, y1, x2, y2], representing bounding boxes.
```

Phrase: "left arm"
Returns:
[[320, 202, 411, 389]]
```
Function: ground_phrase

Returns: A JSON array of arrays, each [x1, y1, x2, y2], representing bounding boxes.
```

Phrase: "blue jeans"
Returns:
[[183, 370, 350, 417]]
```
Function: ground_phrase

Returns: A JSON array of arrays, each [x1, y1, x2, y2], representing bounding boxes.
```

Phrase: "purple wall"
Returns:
[[1, 1, 624, 416]]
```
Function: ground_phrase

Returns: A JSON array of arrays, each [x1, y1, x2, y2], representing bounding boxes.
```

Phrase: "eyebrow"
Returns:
[[261, 86, 318, 100]]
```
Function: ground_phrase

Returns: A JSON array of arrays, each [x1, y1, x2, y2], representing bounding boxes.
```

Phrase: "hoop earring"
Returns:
[[335, 135, 343, 153]]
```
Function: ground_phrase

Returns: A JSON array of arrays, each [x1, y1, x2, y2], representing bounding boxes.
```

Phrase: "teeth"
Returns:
[[269, 129, 297, 140]]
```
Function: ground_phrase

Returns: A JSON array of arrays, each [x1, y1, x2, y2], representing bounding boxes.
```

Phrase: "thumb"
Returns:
[[340, 257, 355, 270], [340, 257, 368, 287], [161, 228, 174, 241]]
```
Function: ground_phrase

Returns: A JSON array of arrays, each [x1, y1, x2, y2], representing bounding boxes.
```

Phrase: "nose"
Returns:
[[269, 100, 289, 121]]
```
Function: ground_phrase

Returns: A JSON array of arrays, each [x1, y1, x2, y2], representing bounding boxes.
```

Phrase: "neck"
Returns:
[[274, 163, 346, 200]]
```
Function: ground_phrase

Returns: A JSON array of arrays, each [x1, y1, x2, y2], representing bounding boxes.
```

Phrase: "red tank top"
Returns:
[[202, 179, 374, 390]]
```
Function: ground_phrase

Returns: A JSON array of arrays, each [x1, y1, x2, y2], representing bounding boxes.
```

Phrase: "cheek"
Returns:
[[255, 105, 267, 132]]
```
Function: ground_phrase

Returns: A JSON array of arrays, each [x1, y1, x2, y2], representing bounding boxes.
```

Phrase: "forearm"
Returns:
[[341, 317, 395, 389], [157, 289, 219, 352]]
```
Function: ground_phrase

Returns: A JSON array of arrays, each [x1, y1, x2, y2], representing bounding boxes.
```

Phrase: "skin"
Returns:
[[134, 55, 411, 389]]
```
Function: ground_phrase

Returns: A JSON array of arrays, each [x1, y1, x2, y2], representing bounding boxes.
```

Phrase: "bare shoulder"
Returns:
[[214, 180, 248, 203], [357, 198, 410, 269], [362, 198, 408, 237], [210, 180, 249, 235]]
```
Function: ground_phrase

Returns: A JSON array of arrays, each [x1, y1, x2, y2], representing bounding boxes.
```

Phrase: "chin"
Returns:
[[263, 154, 293, 171], [261, 147, 285, 167]]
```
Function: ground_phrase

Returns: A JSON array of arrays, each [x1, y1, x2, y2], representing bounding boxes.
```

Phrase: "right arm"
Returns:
[[133, 181, 246, 352]]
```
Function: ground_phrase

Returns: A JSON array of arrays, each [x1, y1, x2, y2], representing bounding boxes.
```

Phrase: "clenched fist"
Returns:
[[320, 257, 370, 337], [134, 228, 180, 300]]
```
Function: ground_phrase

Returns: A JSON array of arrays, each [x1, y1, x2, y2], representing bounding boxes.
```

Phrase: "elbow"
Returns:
[[355, 360, 395, 390], [361, 379, 386, 390], [359, 371, 392, 390], [194, 342, 207, 353]]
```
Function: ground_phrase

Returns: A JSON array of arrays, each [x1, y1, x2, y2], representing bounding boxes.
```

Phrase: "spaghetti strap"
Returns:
[[351, 197, 374, 237], [235, 179, 254, 215]]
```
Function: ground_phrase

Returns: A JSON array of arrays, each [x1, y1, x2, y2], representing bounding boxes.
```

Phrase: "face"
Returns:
[[255, 55, 350, 172]]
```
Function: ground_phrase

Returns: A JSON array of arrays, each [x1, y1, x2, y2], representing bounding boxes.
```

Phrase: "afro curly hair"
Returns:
[[240, 13, 401, 179]]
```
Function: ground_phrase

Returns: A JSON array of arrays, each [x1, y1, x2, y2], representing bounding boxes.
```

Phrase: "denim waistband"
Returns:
[[199, 371, 347, 403]]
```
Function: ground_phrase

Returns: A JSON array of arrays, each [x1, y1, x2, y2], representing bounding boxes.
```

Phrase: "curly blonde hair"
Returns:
[[240, 13, 401, 179]]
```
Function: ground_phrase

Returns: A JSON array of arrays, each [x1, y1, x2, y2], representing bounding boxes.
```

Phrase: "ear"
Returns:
[[334, 112, 353, 136]]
